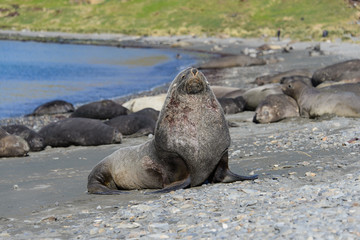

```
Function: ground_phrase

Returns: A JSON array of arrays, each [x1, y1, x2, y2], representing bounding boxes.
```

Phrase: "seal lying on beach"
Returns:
[[0, 128, 30, 158], [87, 68, 257, 194], [242, 84, 283, 110], [1, 125, 45, 151], [105, 108, 159, 137], [254, 69, 313, 86], [197, 54, 266, 69], [218, 96, 246, 114], [253, 94, 300, 124], [71, 100, 129, 120], [311, 59, 360, 86], [26, 100, 75, 116], [122, 94, 167, 112], [39, 118, 122, 147], [282, 78, 360, 118]]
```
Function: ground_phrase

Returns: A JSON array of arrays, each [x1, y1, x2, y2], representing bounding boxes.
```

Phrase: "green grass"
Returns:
[[0, 0, 359, 40]]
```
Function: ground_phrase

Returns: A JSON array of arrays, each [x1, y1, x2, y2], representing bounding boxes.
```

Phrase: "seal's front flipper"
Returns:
[[145, 175, 191, 194], [209, 150, 258, 183], [87, 182, 128, 195]]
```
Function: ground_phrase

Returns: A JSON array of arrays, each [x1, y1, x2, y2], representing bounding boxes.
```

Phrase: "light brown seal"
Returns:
[[242, 84, 283, 110], [2, 125, 45, 151], [282, 78, 360, 118], [0, 128, 30, 158], [87, 68, 257, 194], [253, 94, 300, 124], [197, 54, 266, 69]]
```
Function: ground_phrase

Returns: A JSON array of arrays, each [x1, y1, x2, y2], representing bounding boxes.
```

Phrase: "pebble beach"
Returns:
[[0, 31, 360, 239]]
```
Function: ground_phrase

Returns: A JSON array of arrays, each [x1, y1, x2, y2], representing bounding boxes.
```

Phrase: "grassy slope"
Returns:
[[0, 0, 359, 40]]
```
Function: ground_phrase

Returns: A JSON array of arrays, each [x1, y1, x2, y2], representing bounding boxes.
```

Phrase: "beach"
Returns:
[[0, 32, 360, 239]]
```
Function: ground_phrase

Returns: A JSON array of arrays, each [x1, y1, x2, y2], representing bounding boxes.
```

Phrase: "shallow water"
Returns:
[[0, 40, 204, 119]]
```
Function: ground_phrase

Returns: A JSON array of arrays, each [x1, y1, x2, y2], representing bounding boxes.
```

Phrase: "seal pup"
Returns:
[[312, 59, 360, 86], [39, 118, 122, 147], [122, 94, 167, 112], [196, 54, 266, 69], [253, 94, 300, 124], [0, 128, 30, 158], [71, 100, 129, 120], [2, 125, 45, 151], [105, 108, 159, 137], [87, 68, 257, 194], [282, 78, 360, 118], [26, 100, 74, 116]]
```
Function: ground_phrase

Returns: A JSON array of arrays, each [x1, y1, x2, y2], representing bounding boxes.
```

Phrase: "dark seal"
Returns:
[[39, 118, 122, 147], [87, 68, 257, 194], [105, 108, 159, 137], [197, 54, 266, 69], [27, 100, 74, 116], [71, 100, 129, 120], [218, 96, 246, 114], [1, 125, 45, 151], [254, 69, 313, 86]]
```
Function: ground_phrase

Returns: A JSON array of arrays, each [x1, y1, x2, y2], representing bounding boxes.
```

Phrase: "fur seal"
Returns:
[[312, 59, 360, 86], [122, 94, 167, 112], [197, 54, 266, 69], [282, 78, 360, 118], [1, 125, 45, 151], [39, 118, 122, 147], [71, 100, 129, 120], [218, 96, 246, 114], [105, 108, 159, 137], [27, 100, 74, 116], [253, 94, 300, 123], [254, 69, 313, 86], [87, 68, 257, 194], [0, 128, 30, 158]]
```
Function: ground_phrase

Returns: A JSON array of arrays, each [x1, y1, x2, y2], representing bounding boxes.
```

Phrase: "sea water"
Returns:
[[0, 40, 204, 119]]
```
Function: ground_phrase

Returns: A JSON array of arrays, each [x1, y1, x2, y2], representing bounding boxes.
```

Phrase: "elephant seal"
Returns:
[[211, 86, 244, 99], [312, 59, 360, 86], [87, 68, 257, 194], [254, 69, 313, 86], [253, 94, 300, 123], [218, 96, 246, 114], [282, 78, 360, 118], [122, 94, 167, 112], [1, 125, 45, 151], [197, 54, 266, 69], [105, 108, 159, 137], [317, 83, 360, 97], [39, 118, 122, 147], [0, 128, 30, 158], [242, 84, 283, 110], [71, 100, 129, 120], [27, 100, 74, 116]]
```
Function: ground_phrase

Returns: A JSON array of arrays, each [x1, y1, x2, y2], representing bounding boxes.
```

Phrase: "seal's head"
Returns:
[[171, 68, 209, 95], [254, 105, 276, 124], [281, 78, 308, 100]]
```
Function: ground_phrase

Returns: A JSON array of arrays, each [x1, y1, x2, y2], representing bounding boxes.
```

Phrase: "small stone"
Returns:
[[305, 172, 316, 177], [96, 205, 102, 210], [148, 223, 170, 232], [117, 222, 141, 229], [147, 234, 169, 239]]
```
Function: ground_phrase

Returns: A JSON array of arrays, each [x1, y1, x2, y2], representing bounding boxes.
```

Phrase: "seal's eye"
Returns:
[[181, 75, 185, 80], [288, 84, 292, 89]]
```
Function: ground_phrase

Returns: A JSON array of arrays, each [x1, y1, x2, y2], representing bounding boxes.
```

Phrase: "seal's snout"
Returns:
[[183, 68, 205, 94], [191, 68, 198, 76]]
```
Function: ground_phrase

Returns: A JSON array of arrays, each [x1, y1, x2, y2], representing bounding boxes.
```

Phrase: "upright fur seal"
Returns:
[[87, 68, 257, 194], [2, 125, 45, 151], [39, 118, 122, 147], [27, 100, 74, 116], [282, 78, 360, 118], [71, 100, 129, 120]]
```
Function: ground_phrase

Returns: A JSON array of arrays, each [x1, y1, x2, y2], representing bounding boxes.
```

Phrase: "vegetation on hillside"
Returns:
[[0, 0, 359, 40]]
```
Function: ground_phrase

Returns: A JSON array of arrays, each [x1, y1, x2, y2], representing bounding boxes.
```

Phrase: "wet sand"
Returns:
[[0, 32, 359, 238]]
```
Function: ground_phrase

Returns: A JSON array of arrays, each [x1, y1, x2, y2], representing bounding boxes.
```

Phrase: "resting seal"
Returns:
[[0, 128, 30, 158], [253, 94, 300, 123], [87, 68, 257, 194], [26, 100, 74, 116], [218, 96, 246, 114], [2, 125, 45, 151], [282, 78, 360, 118], [197, 54, 266, 69], [39, 118, 122, 147], [254, 69, 313, 86], [71, 100, 129, 120]]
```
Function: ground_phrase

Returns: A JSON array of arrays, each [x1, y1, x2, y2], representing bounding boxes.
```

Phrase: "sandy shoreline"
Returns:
[[0, 31, 360, 239]]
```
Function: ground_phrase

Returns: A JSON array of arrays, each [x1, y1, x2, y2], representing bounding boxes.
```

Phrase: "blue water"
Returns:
[[0, 40, 204, 119]]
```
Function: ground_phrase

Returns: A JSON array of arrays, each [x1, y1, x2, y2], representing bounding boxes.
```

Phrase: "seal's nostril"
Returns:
[[191, 68, 198, 76]]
